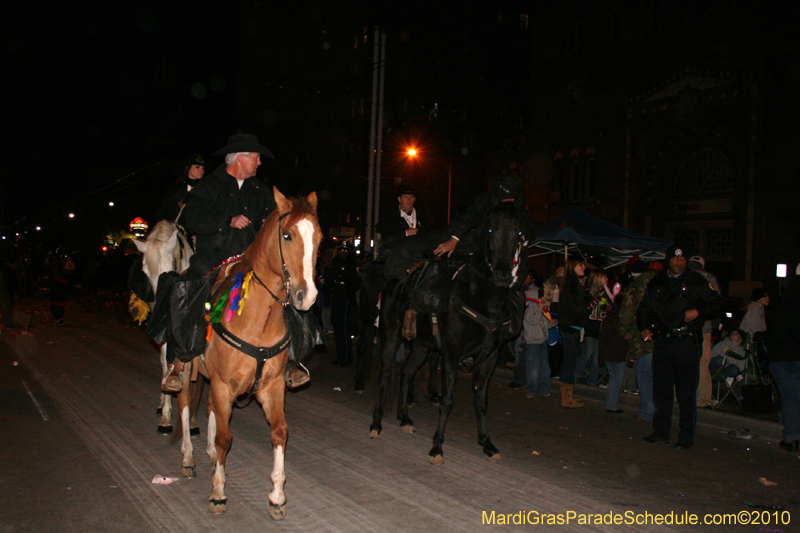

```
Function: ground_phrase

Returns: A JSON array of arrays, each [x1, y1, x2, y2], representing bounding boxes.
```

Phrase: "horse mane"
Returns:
[[143, 221, 182, 281], [211, 195, 318, 304]]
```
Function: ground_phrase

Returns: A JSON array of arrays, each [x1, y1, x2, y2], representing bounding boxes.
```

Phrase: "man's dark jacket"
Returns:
[[183, 164, 276, 276], [766, 276, 800, 362], [636, 269, 724, 337], [376, 207, 426, 257]]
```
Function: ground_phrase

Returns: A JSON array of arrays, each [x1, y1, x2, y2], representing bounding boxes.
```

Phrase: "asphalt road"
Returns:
[[1, 298, 797, 532]]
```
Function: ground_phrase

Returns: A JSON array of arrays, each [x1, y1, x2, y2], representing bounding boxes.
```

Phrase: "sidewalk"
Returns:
[[492, 365, 784, 442]]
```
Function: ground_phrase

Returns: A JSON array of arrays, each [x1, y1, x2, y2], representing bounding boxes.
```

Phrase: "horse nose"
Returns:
[[494, 271, 512, 287], [295, 290, 305, 306]]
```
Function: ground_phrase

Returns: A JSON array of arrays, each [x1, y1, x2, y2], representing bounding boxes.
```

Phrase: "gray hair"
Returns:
[[225, 152, 250, 165]]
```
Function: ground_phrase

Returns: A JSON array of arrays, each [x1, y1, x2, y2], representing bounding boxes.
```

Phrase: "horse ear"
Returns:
[[133, 238, 147, 253], [273, 186, 290, 213], [306, 191, 318, 212]]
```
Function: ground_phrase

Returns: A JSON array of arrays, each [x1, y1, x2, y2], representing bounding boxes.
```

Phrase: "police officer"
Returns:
[[637, 244, 725, 449]]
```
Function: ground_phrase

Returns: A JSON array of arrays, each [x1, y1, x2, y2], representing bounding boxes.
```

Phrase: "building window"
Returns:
[[674, 148, 734, 196], [584, 146, 596, 201], [551, 151, 565, 201], [672, 228, 701, 255], [569, 149, 580, 202], [705, 227, 733, 258], [520, 14, 529, 29]]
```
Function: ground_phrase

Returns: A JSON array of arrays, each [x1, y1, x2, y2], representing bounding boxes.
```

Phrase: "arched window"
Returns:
[[674, 149, 734, 196]]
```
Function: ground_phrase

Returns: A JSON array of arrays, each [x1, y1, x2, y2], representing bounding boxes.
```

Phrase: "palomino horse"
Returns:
[[176, 188, 321, 519], [133, 220, 193, 434], [370, 201, 526, 464]]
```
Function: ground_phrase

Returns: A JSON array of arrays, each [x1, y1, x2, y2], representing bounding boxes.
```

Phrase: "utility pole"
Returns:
[[364, 26, 380, 253]]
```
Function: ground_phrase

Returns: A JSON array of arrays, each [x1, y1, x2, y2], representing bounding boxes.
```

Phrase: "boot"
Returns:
[[402, 310, 417, 340], [162, 362, 184, 393], [286, 365, 311, 389], [559, 382, 583, 408]]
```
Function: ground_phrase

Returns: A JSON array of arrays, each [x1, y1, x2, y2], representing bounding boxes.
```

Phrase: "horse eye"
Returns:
[[488, 229, 493, 233], [283, 232, 292, 241]]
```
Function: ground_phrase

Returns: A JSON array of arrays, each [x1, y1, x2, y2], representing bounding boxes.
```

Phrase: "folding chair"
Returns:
[[710, 349, 747, 409]]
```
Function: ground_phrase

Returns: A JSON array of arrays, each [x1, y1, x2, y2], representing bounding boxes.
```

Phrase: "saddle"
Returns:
[[400, 259, 462, 340]]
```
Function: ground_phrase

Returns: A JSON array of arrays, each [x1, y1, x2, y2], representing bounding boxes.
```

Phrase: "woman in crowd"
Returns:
[[556, 259, 592, 408]]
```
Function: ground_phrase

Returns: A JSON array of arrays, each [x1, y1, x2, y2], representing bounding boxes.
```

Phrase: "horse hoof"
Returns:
[[181, 465, 197, 478], [190, 427, 200, 437], [208, 499, 227, 514], [369, 430, 381, 439], [484, 453, 502, 462], [429, 455, 445, 465], [267, 502, 287, 521], [156, 408, 162, 416], [401, 425, 415, 434], [157, 425, 173, 435]]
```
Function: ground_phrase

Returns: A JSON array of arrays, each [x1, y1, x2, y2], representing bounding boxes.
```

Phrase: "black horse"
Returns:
[[369, 201, 526, 464]]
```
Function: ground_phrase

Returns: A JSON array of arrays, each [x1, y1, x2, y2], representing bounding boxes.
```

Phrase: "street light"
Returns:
[[406, 147, 454, 225]]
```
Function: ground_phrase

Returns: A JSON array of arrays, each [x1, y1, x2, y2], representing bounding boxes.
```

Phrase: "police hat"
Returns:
[[665, 244, 687, 260]]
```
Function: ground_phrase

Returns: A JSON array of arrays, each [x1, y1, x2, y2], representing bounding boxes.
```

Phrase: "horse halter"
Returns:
[[251, 210, 293, 308]]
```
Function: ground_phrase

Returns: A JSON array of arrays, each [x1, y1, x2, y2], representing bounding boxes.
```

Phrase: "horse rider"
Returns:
[[382, 169, 535, 280], [184, 134, 275, 279], [165, 133, 308, 391], [156, 153, 206, 225]]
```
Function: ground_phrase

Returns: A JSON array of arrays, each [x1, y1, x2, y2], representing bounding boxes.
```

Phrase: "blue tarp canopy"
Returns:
[[530, 207, 672, 267]]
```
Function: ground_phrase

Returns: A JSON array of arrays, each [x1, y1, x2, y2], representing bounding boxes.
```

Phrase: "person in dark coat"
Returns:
[[556, 258, 592, 408], [325, 241, 360, 367], [434, 172, 536, 261], [156, 153, 206, 224], [183, 134, 276, 278], [169, 134, 310, 392], [766, 276, 800, 453], [637, 244, 725, 450], [376, 184, 425, 258]]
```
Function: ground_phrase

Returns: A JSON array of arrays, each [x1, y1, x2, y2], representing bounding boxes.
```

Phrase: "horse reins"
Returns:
[[249, 210, 292, 308]]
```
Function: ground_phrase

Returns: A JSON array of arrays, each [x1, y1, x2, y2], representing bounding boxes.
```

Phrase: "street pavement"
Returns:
[[0, 296, 798, 533]]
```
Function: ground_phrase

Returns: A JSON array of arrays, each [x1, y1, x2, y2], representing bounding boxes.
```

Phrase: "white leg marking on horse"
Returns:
[[211, 462, 225, 501], [181, 405, 193, 466], [159, 345, 172, 426], [269, 445, 287, 506], [297, 219, 318, 309], [206, 411, 217, 463]]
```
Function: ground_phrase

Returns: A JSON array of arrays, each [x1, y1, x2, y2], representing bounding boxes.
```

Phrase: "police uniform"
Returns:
[[637, 245, 725, 448]]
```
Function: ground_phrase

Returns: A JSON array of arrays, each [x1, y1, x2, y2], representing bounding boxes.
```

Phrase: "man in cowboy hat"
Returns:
[[184, 134, 276, 278], [167, 134, 310, 391]]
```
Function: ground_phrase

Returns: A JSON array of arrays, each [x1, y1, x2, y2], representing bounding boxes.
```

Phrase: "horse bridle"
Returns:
[[250, 210, 293, 308]]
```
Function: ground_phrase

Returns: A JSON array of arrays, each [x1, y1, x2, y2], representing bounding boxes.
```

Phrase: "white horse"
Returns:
[[133, 220, 193, 434]]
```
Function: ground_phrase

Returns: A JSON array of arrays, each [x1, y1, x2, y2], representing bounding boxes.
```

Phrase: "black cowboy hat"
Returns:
[[396, 184, 416, 197], [212, 133, 275, 159], [183, 153, 205, 167]]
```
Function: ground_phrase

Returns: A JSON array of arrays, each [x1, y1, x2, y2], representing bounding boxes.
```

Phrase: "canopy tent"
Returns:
[[530, 207, 672, 268]]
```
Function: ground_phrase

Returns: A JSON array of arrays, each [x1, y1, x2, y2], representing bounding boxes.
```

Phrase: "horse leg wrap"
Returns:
[[402, 310, 417, 340]]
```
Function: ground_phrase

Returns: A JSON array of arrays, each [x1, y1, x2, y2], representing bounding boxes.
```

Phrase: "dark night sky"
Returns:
[[5, 1, 242, 242]]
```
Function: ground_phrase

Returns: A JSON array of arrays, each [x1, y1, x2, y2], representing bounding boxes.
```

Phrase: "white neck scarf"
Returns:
[[399, 206, 417, 228]]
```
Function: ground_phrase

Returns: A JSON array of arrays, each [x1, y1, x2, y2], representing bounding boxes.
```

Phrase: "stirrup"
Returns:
[[286, 363, 311, 389], [162, 363, 183, 393]]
